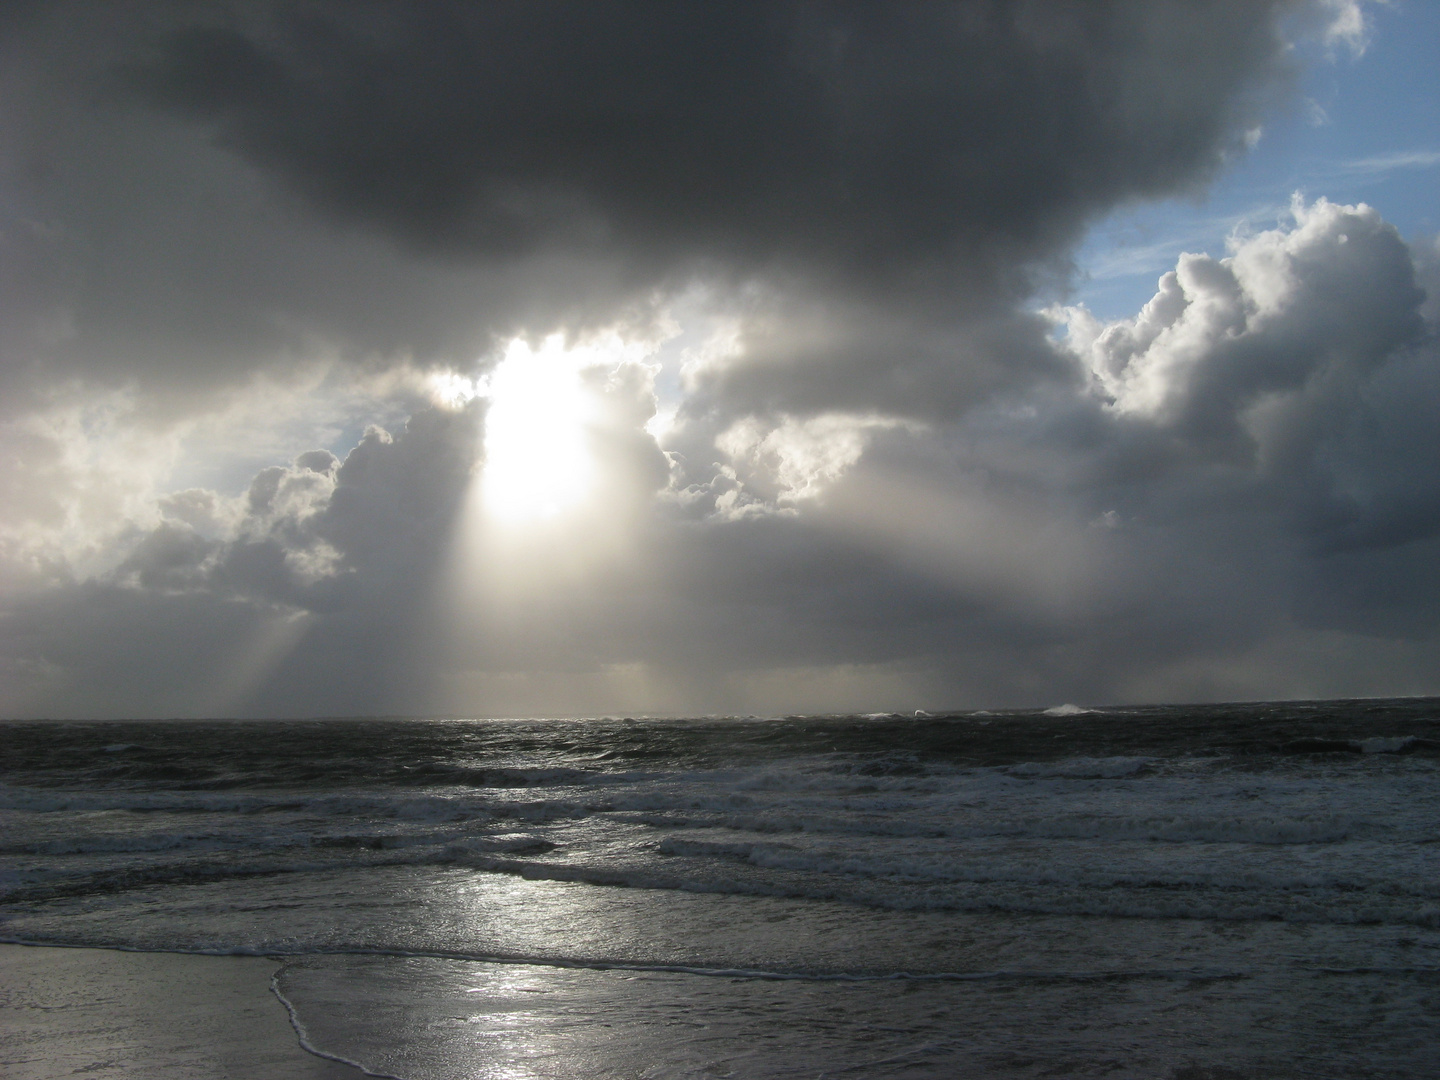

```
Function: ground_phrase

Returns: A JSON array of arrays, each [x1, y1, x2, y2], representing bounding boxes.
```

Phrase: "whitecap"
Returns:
[[1043, 703, 1094, 717]]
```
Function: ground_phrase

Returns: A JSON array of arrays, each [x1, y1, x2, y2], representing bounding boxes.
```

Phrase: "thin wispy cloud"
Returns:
[[1077, 202, 1292, 282], [1341, 149, 1440, 173]]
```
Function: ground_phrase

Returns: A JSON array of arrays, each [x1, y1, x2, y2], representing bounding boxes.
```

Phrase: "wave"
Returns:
[[9, 848, 1440, 931], [1006, 756, 1150, 778], [10, 824, 1440, 929], [649, 806, 1392, 847], [0, 826, 559, 860], [0, 783, 594, 824], [1357, 736, 1431, 754], [1279, 735, 1440, 755], [428, 850, 1440, 928], [0, 935, 1269, 988]]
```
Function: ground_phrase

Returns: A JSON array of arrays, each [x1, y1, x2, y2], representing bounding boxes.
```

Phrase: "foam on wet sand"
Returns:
[[0, 944, 363, 1079]]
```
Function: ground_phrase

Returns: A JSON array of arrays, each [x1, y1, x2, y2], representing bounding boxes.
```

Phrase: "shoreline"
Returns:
[[0, 943, 367, 1079]]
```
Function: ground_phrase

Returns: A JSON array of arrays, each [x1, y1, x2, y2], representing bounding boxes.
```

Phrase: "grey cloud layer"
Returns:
[[2, 1, 1436, 717]]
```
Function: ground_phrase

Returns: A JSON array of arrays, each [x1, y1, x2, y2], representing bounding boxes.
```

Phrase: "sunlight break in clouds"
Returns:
[[445, 334, 661, 526], [481, 339, 593, 523]]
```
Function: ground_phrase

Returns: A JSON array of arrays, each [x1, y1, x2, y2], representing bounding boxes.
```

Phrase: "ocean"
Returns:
[[2, 700, 1438, 1078]]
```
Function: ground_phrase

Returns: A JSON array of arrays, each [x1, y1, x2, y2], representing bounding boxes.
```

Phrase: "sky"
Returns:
[[2, 0, 1438, 719]]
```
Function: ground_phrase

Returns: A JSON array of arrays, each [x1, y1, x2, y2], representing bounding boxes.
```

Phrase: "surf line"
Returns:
[[270, 969, 403, 1080], [268, 945, 1251, 985], [0, 936, 1264, 984]]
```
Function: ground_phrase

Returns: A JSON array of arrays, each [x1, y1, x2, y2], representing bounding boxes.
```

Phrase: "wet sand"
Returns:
[[0, 944, 366, 1079]]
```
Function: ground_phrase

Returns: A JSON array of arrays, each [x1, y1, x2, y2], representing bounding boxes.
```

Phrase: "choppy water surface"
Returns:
[[3, 700, 1439, 1077]]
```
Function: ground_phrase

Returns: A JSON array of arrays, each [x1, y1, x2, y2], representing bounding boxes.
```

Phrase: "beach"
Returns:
[[0, 944, 363, 1079], [3, 705, 1438, 1077]]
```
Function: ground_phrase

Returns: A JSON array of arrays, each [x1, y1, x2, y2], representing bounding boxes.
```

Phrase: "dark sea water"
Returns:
[[3, 699, 1439, 1078]]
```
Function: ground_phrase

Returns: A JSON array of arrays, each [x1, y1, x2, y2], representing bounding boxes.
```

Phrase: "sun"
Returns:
[[481, 335, 596, 524]]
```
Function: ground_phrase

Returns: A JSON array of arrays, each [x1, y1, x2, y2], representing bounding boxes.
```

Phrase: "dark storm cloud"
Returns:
[[678, 300, 1071, 426], [3, 0, 1302, 416], [132, 1, 1290, 292], [0, 7, 653, 401], [101, 0, 1306, 426]]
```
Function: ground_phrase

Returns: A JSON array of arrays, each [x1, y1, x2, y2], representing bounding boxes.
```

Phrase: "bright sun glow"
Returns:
[[481, 335, 596, 523]]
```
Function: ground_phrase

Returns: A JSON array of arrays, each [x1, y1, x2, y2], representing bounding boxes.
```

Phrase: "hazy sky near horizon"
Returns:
[[2, 0, 1438, 718]]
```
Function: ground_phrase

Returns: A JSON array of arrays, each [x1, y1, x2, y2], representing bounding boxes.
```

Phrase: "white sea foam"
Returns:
[[1356, 735, 1419, 753]]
